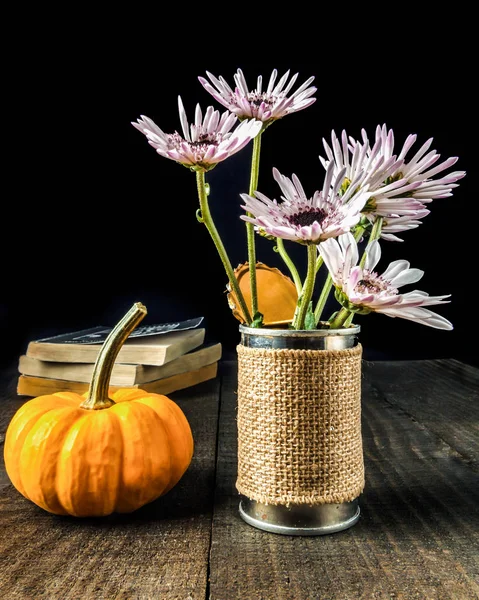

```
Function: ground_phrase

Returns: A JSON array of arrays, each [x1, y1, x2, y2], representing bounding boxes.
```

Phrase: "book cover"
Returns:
[[17, 362, 219, 397], [26, 327, 206, 366], [30, 317, 204, 344], [19, 342, 222, 386]]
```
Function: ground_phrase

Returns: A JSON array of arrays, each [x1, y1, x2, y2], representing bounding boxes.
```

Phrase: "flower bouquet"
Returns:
[[132, 67, 465, 535], [132, 68, 464, 334]]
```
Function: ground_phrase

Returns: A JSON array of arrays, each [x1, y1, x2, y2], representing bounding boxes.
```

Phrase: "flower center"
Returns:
[[289, 208, 328, 228], [355, 271, 398, 296], [356, 279, 383, 294], [247, 91, 277, 110], [190, 132, 220, 147], [168, 131, 221, 155]]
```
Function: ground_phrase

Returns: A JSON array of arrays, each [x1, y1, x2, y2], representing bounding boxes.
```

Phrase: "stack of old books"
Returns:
[[17, 317, 222, 396]]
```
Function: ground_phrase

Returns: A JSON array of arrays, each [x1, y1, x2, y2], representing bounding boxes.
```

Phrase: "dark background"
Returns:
[[2, 17, 476, 366]]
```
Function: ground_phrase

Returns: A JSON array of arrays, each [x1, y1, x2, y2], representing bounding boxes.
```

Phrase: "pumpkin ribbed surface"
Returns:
[[4, 388, 194, 517]]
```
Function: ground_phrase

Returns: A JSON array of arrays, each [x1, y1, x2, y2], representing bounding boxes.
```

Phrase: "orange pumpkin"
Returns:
[[3, 303, 194, 517]]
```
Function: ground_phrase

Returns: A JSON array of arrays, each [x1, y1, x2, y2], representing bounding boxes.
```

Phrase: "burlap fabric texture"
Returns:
[[236, 343, 364, 506]]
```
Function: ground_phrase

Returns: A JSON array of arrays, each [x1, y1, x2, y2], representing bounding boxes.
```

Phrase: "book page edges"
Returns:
[[26, 328, 206, 365], [19, 343, 222, 385], [17, 362, 218, 397]]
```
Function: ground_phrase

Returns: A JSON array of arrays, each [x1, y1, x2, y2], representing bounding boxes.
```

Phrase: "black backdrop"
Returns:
[[2, 21, 476, 366]]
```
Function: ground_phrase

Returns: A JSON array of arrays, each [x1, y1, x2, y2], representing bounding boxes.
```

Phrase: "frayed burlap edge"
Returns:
[[236, 344, 364, 506]]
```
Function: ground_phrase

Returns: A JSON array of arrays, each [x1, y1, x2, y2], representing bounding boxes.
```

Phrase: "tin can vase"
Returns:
[[236, 324, 364, 536]]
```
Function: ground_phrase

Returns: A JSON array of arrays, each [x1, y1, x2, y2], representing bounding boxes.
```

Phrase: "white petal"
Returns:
[[364, 240, 381, 271], [340, 233, 359, 276], [347, 266, 362, 297], [381, 260, 411, 280], [267, 69, 278, 93], [177, 96, 191, 142], [380, 306, 453, 330], [389, 268, 424, 288], [195, 104, 202, 127], [318, 238, 343, 284]]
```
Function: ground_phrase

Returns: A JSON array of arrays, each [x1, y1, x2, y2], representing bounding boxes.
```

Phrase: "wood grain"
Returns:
[[1, 358, 478, 599], [363, 359, 479, 465], [0, 363, 220, 600], [209, 360, 479, 600]]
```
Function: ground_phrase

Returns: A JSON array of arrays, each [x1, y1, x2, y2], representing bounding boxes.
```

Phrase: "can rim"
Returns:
[[239, 323, 360, 338]]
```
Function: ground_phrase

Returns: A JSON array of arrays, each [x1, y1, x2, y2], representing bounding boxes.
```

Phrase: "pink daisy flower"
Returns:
[[239, 164, 369, 244], [319, 125, 465, 240], [198, 68, 316, 124], [132, 96, 262, 172], [318, 233, 453, 330]]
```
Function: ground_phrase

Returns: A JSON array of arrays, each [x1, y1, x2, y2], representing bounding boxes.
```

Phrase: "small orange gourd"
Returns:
[[3, 303, 194, 517]]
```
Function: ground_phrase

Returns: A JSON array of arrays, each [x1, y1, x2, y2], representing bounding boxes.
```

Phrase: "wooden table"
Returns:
[[1, 358, 478, 599]]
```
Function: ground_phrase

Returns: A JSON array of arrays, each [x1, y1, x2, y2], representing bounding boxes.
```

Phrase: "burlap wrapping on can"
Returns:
[[236, 344, 364, 506]]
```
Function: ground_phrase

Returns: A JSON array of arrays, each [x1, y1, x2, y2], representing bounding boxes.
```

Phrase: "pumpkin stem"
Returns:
[[80, 302, 148, 410]]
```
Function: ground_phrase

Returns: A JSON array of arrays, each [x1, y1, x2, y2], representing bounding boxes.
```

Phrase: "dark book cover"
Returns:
[[32, 317, 204, 345]]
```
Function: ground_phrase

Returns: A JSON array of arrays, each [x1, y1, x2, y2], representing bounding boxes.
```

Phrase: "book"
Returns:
[[18, 342, 222, 386], [17, 362, 219, 397], [26, 326, 206, 366]]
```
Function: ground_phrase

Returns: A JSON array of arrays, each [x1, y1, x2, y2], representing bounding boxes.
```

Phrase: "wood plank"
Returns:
[[209, 360, 479, 600], [363, 359, 479, 465], [0, 362, 220, 600], [0, 365, 19, 489]]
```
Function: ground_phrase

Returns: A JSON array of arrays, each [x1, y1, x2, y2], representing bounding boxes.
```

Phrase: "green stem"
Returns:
[[315, 254, 324, 273], [275, 237, 302, 295], [246, 133, 262, 323], [353, 224, 367, 244], [359, 217, 383, 268], [313, 272, 333, 326], [313, 225, 367, 326], [329, 307, 351, 329], [343, 312, 355, 327], [292, 244, 317, 330], [196, 171, 252, 325]]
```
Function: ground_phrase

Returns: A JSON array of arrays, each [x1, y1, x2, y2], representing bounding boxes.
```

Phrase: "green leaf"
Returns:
[[251, 311, 264, 328], [334, 289, 371, 315], [304, 302, 316, 330], [328, 310, 339, 322]]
